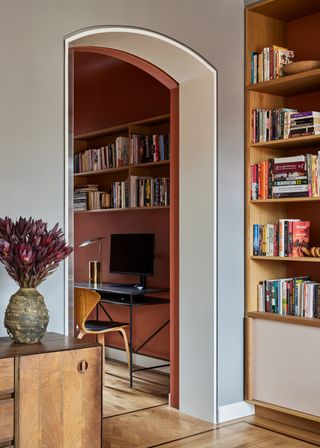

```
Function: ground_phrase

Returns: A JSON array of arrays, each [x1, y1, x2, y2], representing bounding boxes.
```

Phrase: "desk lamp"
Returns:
[[78, 236, 107, 283]]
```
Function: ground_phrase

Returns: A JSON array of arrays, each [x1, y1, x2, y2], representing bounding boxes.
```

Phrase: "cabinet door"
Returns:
[[17, 347, 101, 448]]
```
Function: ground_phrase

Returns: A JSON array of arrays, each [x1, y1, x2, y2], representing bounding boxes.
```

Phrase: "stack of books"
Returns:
[[253, 219, 310, 257], [252, 108, 297, 143], [74, 184, 99, 211], [257, 276, 320, 318], [74, 136, 129, 173], [251, 154, 320, 199], [130, 176, 170, 207], [111, 180, 128, 209], [289, 111, 320, 138], [251, 45, 294, 84], [130, 134, 170, 164]]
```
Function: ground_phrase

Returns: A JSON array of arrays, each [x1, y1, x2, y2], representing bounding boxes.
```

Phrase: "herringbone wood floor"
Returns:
[[103, 360, 319, 448]]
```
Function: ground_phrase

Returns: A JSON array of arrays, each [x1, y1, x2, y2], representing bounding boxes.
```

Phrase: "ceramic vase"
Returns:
[[4, 287, 49, 343]]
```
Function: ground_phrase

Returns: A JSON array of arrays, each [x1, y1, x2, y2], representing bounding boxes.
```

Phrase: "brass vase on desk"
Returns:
[[89, 261, 101, 283]]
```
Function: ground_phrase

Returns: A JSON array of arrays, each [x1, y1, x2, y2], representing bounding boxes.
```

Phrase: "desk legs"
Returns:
[[129, 294, 133, 388]]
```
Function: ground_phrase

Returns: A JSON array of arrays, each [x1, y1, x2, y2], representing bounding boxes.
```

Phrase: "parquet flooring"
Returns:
[[103, 360, 169, 418], [103, 360, 319, 448]]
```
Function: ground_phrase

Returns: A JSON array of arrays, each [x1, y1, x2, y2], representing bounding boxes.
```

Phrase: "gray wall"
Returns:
[[0, 0, 244, 408]]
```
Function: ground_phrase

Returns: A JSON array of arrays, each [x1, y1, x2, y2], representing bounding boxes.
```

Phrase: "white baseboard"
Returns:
[[218, 401, 255, 423], [105, 346, 170, 374]]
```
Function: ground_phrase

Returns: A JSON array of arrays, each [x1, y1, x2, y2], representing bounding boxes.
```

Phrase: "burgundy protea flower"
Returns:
[[0, 217, 73, 288]]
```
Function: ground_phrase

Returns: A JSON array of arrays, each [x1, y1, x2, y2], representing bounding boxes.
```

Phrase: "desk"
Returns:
[[75, 281, 170, 387]]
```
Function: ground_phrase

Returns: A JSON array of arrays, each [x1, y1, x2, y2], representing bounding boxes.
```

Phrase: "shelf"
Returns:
[[74, 160, 170, 177], [74, 206, 170, 214], [74, 114, 170, 140], [131, 160, 170, 168], [74, 166, 129, 177], [250, 256, 320, 263], [251, 135, 320, 150], [247, 68, 320, 97], [251, 197, 320, 203], [247, 311, 320, 328]]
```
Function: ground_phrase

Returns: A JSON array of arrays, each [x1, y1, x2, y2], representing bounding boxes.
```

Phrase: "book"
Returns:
[[292, 221, 310, 257]]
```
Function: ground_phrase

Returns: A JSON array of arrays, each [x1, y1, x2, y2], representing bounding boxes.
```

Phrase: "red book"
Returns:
[[292, 221, 310, 257], [273, 162, 306, 173]]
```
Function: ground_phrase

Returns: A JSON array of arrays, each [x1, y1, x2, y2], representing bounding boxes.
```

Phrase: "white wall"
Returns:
[[0, 0, 244, 410]]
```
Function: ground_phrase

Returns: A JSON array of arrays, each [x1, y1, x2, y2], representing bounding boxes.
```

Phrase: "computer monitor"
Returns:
[[109, 233, 154, 288]]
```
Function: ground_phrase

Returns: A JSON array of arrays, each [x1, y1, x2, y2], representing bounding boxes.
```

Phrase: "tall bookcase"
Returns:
[[245, 0, 320, 424]]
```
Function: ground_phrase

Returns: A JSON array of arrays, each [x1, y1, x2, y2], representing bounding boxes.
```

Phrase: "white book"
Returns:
[[273, 185, 308, 193], [274, 155, 306, 164]]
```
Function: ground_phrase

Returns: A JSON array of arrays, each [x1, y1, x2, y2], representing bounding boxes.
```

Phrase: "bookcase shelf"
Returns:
[[74, 114, 170, 212], [247, 311, 320, 328], [247, 68, 320, 97], [74, 160, 170, 178], [251, 135, 320, 150], [74, 206, 170, 214], [250, 256, 320, 263], [75, 114, 170, 140], [245, 0, 320, 424], [251, 197, 320, 204]]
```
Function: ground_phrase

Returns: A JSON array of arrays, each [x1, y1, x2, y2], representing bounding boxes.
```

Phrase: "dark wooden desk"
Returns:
[[75, 281, 170, 387]]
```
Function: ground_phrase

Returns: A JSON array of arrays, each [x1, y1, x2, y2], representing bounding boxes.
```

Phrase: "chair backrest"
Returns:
[[74, 288, 101, 333]]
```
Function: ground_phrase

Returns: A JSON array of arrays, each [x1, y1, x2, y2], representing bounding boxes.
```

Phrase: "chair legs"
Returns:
[[119, 328, 131, 371]]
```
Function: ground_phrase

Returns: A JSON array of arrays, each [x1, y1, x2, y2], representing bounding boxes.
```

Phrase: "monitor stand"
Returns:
[[106, 275, 147, 290]]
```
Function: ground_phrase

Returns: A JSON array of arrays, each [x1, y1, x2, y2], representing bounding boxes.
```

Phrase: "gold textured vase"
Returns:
[[4, 288, 49, 344]]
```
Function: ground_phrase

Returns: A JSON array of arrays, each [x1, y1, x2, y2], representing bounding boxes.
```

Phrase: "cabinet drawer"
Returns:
[[0, 398, 14, 443], [0, 358, 14, 395]]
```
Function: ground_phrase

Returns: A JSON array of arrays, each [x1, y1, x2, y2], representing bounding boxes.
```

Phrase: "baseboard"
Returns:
[[105, 346, 170, 374], [218, 401, 255, 423]]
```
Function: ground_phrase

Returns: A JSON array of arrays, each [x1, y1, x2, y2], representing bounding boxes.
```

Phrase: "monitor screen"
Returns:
[[109, 233, 154, 276]]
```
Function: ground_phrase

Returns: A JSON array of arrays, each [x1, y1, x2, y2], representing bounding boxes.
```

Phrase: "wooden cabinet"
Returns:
[[0, 333, 102, 448]]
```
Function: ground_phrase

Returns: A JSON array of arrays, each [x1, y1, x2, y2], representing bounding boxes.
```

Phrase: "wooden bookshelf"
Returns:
[[74, 114, 170, 212], [74, 206, 170, 214], [251, 197, 320, 203], [248, 311, 320, 328], [251, 135, 320, 149], [250, 256, 320, 263], [245, 0, 320, 425], [247, 68, 320, 97]]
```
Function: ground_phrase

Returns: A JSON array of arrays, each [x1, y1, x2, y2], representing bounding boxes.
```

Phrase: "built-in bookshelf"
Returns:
[[73, 115, 170, 212], [245, 0, 320, 424]]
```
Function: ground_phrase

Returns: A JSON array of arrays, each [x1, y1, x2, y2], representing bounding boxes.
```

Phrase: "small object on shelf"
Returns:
[[303, 246, 320, 258], [283, 60, 320, 76], [101, 192, 111, 209]]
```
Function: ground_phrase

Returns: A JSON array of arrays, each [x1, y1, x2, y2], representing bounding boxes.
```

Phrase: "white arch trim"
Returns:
[[64, 26, 218, 423]]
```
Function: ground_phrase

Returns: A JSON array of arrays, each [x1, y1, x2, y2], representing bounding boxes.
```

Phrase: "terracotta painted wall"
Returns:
[[74, 52, 170, 135], [74, 53, 170, 359]]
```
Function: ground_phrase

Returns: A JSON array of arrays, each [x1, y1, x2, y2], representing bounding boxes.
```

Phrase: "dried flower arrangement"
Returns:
[[0, 217, 73, 288]]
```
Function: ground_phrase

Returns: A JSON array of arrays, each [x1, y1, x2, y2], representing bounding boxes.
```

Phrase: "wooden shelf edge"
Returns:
[[250, 256, 320, 262], [251, 197, 320, 203], [74, 160, 170, 177], [246, 68, 320, 97], [250, 134, 320, 149], [247, 311, 320, 328], [75, 113, 170, 140], [246, 399, 320, 423], [74, 206, 170, 214]]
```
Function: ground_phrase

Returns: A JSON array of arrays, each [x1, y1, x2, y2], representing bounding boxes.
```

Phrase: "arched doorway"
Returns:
[[65, 27, 217, 423]]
